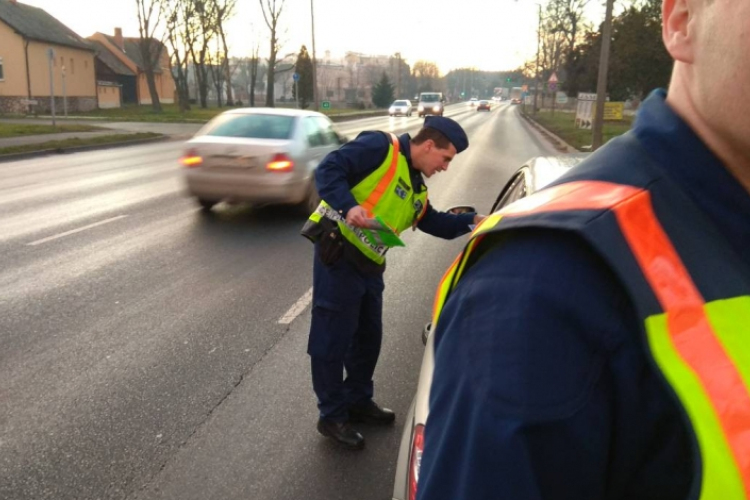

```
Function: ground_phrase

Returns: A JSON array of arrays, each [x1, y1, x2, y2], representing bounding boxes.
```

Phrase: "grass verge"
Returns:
[[67, 103, 385, 123], [0, 123, 101, 138], [529, 110, 633, 150], [0, 132, 162, 155]]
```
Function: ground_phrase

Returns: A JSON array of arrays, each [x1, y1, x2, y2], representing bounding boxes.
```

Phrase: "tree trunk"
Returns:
[[265, 32, 276, 107], [219, 29, 233, 106]]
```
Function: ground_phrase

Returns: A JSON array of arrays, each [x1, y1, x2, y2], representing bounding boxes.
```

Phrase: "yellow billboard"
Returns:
[[604, 102, 625, 120]]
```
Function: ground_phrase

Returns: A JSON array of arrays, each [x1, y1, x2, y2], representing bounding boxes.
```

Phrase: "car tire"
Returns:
[[197, 198, 217, 212]]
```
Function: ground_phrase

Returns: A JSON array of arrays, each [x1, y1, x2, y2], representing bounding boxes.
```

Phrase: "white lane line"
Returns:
[[278, 287, 313, 324], [27, 215, 128, 246]]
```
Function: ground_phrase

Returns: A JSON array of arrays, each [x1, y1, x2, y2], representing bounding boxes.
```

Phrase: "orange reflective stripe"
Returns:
[[361, 133, 400, 215], [615, 190, 750, 497], [500, 180, 643, 217]]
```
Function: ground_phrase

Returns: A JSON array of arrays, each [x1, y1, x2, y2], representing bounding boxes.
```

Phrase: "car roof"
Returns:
[[219, 107, 327, 118]]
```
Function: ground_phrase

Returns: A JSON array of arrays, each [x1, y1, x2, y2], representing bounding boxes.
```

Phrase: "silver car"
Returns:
[[392, 155, 588, 500], [181, 108, 346, 212], [389, 100, 413, 117]]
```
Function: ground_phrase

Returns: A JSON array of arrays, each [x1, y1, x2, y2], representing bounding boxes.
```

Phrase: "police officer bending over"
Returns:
[[303, 116, 484, 450]]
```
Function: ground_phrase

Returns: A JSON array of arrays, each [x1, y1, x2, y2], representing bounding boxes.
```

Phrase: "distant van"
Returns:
[[417, 92, 444, 117]]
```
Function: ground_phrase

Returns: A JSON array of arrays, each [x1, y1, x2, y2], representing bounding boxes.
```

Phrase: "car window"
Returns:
[[304, 117, 324, 147], [314, 117, 338, 146], [490, 170, 528, 213], [202, 114, 294, 139], [395, 100, 409, 106]]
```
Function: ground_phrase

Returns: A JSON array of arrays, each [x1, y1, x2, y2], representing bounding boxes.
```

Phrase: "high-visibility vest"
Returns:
[[309, 133, 428, 264], [431, 135, 750, 499]]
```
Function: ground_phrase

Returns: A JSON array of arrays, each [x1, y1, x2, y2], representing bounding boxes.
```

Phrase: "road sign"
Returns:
[[20, 99, 39, 106], [556, 92, 568, 104], [548, 82, 557, 92], [604, 102, 625, 120], [292, 73, 299, 82], [322, 101, 331, 109], [548, 72, 558, 84]]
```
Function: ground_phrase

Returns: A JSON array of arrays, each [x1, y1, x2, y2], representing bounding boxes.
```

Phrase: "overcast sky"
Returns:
[[20, 0, 607, 73]]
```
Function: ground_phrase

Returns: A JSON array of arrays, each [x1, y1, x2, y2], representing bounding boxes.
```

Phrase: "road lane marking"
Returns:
[[27, 215, 128, 246], [278, 287, 313, 324]]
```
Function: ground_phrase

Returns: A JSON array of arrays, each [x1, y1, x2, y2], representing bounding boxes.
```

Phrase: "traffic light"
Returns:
[[506, 77, 512, 83]]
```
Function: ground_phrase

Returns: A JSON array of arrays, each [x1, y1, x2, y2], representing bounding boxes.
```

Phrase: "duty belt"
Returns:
[[316, 205, 389, 257]]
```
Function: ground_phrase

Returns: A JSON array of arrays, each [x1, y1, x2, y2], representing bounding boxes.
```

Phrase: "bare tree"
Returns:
[[188, 0, 218, 108], [249, 43, 265, 106], [165, 0, 198, 111], [212, 0, 237, 105], [135, 0, 167, 112], [259, 0, 286, 107]]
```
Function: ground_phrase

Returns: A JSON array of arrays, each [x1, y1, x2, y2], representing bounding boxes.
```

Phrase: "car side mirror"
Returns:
[[336, 133, 348, 145], [446, 205, 476, 215], [422, 322, 432, 346]]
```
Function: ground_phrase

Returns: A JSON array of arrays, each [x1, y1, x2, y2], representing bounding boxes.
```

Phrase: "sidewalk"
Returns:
[[0, 130, 137, 148]]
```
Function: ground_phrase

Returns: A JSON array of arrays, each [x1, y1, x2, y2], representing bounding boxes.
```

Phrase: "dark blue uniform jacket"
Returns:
[[417, 89, 750, 500], [315, 131, 474, 239]]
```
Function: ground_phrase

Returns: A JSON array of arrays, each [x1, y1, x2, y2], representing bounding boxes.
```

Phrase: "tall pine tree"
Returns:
[[293, 45, 314, 109], [372, 72, 395, 108]]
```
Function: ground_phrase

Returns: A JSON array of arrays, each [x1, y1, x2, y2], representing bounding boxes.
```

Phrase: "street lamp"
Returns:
[[310, 0, 319, 110], [533, 3, 541, 115], [592, 0, 615, 150]]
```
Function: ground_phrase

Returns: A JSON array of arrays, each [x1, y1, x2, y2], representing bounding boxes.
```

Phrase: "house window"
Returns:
[[0, 58, 4, 81], [70, 58, 74, 75]]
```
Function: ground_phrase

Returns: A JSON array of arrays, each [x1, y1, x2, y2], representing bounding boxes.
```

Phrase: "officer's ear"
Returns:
[[663, 0, 694, 63]]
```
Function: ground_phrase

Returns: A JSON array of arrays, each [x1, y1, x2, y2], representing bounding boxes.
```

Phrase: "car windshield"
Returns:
[[202, 114, 295, 139], [420, 94, 440, 102]]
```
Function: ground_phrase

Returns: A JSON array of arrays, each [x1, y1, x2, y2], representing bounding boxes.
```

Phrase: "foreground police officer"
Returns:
[[417, 0, 750, 498], [304, 116, 483, 450]]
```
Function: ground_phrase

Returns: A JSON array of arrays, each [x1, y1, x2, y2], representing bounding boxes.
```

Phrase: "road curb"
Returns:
[[521, 112, 580, 153], [0, 134, 171, 163]]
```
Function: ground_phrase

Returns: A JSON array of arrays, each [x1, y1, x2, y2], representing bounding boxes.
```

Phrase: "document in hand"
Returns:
[[361, 216, 405, 247]]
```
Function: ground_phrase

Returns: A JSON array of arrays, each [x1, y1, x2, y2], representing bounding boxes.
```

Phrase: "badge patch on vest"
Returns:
[[413, 199, 424, 214], [395, 185, 408, 200]]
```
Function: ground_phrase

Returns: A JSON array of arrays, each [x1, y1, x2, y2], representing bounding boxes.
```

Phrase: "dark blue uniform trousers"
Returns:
[[308, 242, 384, 422]]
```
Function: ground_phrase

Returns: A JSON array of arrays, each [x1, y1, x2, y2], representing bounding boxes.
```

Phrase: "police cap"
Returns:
[[423, 116, 469, 153]]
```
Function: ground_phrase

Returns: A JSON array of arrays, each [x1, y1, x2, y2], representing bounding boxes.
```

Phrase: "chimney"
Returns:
[[114, 27, 124, 51]]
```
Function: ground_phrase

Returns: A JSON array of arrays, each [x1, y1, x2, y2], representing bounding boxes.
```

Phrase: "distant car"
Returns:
[[468, 97, 479, 107], [477, 100, 491, 111], [391, 154, 589, 500], [511, 97, 522, 105], [389, 100, 413, 117], [181, 108, 347, 213]]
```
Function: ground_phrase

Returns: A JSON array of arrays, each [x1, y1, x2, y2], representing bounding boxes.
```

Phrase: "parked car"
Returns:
[[391, 154, 589, 500], [468, 97, 479, 107], [180, 108, 347, 213], [477, 100, 491, 111], [389, 99, 414, 117]]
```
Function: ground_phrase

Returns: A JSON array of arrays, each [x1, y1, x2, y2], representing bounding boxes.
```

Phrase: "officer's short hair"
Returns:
[[412, 127, 452, 150]]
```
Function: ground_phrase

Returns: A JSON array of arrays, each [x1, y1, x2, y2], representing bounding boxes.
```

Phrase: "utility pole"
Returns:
[[310, 0, 319, 110], [592, 0, 615, 150], [533, 3, 541, 115], [47, 47, 56, 127]]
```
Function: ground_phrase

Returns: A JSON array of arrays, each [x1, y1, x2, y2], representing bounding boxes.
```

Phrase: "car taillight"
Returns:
[[408, 424, 425, 500], [181, 149, 203, 167], [266, 153, 294, 172]]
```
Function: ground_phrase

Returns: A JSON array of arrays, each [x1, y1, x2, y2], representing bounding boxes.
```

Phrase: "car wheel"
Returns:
[[197, 198, 217, 212]]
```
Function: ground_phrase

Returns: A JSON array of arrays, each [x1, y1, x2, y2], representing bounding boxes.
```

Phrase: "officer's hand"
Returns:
[[474, 214, 487, 225], [346, 206, 368, 227]]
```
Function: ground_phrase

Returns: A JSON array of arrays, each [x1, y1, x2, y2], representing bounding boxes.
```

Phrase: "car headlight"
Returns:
[[389, 107, 396, 113], [433, 106, 441, 112], [418, 105, 424, 111]]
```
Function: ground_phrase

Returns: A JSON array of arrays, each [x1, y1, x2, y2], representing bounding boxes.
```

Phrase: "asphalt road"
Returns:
[[0, 103, 556, 500]]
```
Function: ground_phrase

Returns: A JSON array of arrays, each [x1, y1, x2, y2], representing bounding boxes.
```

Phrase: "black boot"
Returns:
[[317, 418, 365, 450], [348, 400, 396, 425]]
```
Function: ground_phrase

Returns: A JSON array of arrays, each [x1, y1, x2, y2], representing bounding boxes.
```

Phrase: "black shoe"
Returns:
[[348, 400, 396, 425], [317, 418, 365, 450]]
